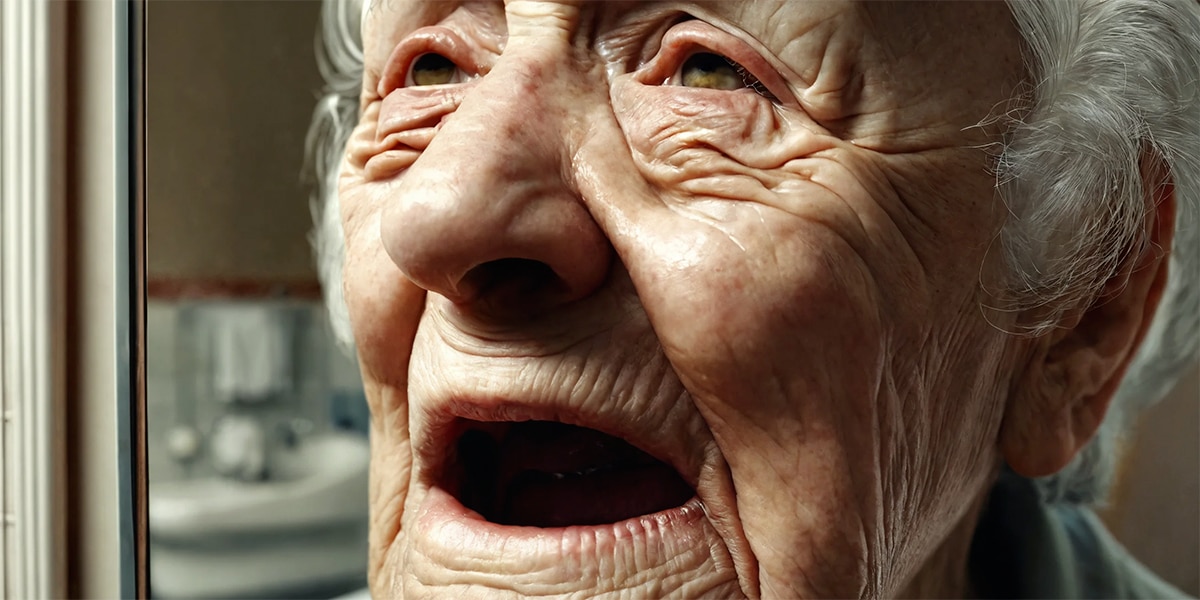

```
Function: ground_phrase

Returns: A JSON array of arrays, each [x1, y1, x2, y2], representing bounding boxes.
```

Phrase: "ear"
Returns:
[[1001, 165, 1176, 478]]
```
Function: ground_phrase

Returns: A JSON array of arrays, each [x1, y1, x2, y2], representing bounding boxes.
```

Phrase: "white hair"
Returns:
[[304, 0, 363, 349], [997, 0, 1200, 503], [304, 0, 1200, 505]]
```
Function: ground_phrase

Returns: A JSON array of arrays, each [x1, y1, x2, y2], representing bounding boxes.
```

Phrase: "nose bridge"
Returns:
[[459, 45, 573, 176], [380, 41, 612, 313]]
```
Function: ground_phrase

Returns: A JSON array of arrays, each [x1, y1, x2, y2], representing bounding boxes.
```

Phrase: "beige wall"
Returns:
[[1106, 366, 1200, 595], [148, 0, 323, 284]]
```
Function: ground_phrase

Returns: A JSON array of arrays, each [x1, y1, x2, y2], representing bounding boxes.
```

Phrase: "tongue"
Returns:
[[458, 421, 694, 527]]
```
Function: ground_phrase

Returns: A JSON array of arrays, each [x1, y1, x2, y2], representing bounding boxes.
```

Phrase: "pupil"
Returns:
[[412, 53, 456, 86], [684, 52, 732, 74], [681, 52, 741, 90]]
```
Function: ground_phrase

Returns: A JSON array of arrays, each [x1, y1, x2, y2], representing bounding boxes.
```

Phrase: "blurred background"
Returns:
[[147, 2, 367, 598], [144, 1, 1198, 598]]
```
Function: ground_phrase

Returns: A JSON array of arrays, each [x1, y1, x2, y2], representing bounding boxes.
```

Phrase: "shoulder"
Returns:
[[1052, 505, 1189, 599], [970, 474, 1190, 599]]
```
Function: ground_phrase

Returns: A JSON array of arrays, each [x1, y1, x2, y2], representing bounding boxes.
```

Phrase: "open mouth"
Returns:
[[444, 420, 696, 528]]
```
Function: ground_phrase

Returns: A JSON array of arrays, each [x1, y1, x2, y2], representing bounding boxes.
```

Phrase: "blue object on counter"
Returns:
[[330, 390, 371, 435]]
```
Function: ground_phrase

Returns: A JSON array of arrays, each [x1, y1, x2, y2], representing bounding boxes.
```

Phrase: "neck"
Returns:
[[896, 489, 990, 599]]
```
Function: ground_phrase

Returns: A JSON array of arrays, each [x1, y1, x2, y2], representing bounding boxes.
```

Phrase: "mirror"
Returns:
[[145, 2, 369, 598]]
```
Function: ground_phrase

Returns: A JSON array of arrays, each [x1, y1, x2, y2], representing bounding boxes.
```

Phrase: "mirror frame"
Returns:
[[116, 0, 148, 596]]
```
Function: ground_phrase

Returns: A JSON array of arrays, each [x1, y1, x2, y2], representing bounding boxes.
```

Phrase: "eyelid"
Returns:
[[642, 20, 796, 106], [378, 27, 480, 96]]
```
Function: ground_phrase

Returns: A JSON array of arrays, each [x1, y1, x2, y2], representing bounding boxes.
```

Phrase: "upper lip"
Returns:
[[415, 393, 702, 498]]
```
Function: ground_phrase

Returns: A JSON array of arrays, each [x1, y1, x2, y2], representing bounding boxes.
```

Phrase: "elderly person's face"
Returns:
[[336, 1, 1157, 597]]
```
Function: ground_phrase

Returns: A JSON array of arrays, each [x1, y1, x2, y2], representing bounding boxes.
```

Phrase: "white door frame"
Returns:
[[0, 0, 67, 597]]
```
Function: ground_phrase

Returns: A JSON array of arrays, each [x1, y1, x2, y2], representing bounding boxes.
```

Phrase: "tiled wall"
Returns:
[[147, 299, 366, 483]]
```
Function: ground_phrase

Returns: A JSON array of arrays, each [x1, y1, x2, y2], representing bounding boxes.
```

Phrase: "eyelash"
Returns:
[[647, 20, 787, 104], [381, 21, 784, 103], [378, 29, 477, 95], [393, 50, 775, 103]]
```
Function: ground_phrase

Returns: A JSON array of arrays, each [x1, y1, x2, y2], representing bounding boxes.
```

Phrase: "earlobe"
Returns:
[[1000, 174, 1176, 479]]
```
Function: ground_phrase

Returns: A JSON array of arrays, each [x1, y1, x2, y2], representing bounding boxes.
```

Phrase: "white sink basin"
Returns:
[[151, 430, 368, 539], [149, 431, 370, 598]]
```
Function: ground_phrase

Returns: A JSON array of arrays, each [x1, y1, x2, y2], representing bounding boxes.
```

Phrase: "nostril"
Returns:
[[457, 258, 569, 314]]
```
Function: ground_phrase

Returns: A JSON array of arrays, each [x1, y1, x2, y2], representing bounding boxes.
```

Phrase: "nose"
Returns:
[[380, 49, 613, 319]]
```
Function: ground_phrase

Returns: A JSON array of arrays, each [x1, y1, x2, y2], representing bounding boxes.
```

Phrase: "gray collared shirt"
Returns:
[[970, 473, 1189, 599]]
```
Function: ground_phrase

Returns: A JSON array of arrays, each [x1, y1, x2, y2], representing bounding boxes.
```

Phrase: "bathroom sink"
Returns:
[[151, 430, 369, 540], [149, 431, 370, 598]]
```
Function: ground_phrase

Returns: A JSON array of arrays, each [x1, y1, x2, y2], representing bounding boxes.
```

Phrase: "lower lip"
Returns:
[[411, 485, 712, 577]]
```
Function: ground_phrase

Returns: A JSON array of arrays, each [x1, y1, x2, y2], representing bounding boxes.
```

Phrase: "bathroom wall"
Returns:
[[148, 0, 322, 285], [146, 4, 371, 598], [146, 0, 336, 475], [146, 0, 350, 478], [146, 299, 364, 484], [146, 298, 369, 599]]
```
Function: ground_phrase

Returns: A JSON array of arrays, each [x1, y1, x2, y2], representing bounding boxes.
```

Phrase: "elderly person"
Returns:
[[306, 0, 1199, 597]]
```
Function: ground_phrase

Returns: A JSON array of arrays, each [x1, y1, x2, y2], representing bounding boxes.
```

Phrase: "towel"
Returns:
[[211, 304, 293, 402]]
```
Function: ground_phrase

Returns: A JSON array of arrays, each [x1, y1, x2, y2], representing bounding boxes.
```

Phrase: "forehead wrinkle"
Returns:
[[362, 0, 487, 65], [503, 0, 669, 48]]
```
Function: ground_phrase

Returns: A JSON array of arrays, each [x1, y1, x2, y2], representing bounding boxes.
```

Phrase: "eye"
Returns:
[[676, 51, 779, 102], [408, 53, 464, 87], [679, 52, 742, 90]]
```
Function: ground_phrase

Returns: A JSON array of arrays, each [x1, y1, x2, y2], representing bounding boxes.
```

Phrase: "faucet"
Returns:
[[274, 417, 314, 450], [209, 414, 268, 482]]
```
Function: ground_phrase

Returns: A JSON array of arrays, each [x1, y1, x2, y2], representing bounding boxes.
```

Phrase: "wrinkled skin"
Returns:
[[339, 1, 1036, 597]]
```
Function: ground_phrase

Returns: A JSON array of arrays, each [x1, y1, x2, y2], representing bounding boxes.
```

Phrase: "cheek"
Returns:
[[607, 78, 929, 328], [611, 79, 835, 200], [338, 180, 426, 387], [600, 76, 996, 488], [366, 380, 416, 598], [609, 77, 903, 261], [608, 78, 997, 332], [602, 79, 895, 418], [339, 171, 423, 595]]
